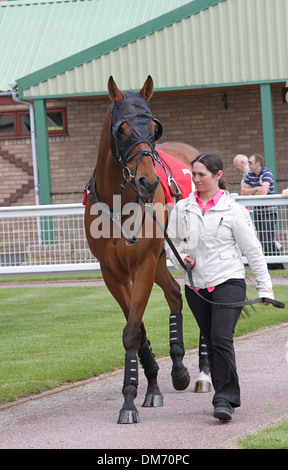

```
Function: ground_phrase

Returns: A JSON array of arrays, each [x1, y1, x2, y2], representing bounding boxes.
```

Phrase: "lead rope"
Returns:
[[146, 205, 285, 310]]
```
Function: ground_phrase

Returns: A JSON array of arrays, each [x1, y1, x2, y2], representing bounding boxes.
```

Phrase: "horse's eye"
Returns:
[[152, 119, 163, 141], [113, 121, 129, 142]]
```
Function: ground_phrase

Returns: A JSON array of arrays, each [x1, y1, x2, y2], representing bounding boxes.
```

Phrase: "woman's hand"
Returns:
[[184, 256, 196, 268], [260, 301, 270, 306]]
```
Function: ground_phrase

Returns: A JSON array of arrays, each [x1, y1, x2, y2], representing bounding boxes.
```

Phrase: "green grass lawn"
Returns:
[[0, 282, 287, 406], [239, 419, 288, 449]]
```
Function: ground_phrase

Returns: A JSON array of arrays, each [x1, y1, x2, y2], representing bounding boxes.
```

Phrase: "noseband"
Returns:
[[121, 148, 158, 186]]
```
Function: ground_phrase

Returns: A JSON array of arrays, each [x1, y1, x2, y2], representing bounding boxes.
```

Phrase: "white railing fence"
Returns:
[[230, 194, 288, 266], [0, 195, 287, 275], [0, 204, 99, 274]]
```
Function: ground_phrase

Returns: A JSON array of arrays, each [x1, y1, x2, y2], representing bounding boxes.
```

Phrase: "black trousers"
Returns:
[[185, 279, 246, 408]]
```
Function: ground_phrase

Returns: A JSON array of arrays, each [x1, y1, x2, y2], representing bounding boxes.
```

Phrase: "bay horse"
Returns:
[[84, 76, 210, 424]]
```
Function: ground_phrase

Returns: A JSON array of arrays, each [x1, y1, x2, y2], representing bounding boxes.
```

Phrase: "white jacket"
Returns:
[[165, 190, 274, 299]]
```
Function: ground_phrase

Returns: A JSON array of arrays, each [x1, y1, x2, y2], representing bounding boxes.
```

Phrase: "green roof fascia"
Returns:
[[155, 79, 288, 93], [16, 0, 225, 97], [24, 78, 288, 101]]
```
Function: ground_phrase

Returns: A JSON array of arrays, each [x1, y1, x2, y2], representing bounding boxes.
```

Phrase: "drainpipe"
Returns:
[[9, 83, 40, 206], [9, 83, 42, 243]]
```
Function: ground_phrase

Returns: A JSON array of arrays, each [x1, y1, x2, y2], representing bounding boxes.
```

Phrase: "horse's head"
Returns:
[[108, 76, 163, 202]]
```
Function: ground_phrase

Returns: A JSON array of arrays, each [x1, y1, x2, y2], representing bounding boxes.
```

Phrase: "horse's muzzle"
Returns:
[[136, 174, 160, 202]]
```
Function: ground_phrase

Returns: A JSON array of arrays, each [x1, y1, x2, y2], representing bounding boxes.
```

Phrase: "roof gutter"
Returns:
[[0, 91, 14, 97]]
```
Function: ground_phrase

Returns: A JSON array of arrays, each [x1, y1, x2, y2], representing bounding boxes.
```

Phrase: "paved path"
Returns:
[[0, 323, 288, 449]]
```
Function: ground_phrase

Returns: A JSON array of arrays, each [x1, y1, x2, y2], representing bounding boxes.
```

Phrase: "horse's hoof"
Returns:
[[117, 409, 140, 424], [171, 368, 190, 391], [142, 393, 164, 407], [193, 371, 212, 393], [193, 380, 212, 393]]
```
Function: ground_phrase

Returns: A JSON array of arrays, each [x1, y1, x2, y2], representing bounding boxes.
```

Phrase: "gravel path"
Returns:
[[0, 323, 287, 450]]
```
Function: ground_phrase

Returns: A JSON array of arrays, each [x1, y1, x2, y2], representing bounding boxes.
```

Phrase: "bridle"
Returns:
[[109, 91, 163, 189], [84, 92, 164, 244]]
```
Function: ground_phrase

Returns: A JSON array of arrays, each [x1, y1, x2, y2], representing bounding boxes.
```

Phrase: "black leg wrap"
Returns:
[[199, 334, 210, 375], [123, 354, 138, 388], [169, 313, 184, 352], [138, 339, 159, 371], [169, 312, 190, 391]]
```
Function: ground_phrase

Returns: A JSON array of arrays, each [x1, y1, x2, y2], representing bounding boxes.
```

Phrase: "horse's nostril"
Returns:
[[138, 176, 159, 192], [138, 177, 147, 189]]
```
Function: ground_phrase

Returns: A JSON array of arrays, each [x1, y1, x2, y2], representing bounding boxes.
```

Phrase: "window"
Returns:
[[0, 108, 67, 138], [20, 113, 31, 133], [47, 111, 65, 132], [0, 114, 15, 135]]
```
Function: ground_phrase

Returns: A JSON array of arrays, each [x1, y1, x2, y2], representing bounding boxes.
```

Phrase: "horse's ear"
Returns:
[[140, 75, 153, 101], [108, 76, 123, 105]]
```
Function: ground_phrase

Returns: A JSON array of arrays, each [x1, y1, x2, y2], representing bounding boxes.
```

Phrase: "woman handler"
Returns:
[[165, 152, 274, 421]]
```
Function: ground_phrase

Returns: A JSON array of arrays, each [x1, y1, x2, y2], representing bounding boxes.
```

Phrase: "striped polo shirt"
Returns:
[[244, 165, 276, 212], [244, 166, 275, 194]]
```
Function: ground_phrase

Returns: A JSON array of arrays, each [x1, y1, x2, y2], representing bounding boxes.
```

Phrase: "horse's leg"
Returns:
[[101, 261, 162, 423], [138, 333, 163, 407], [155, 253, 190, 390], [156, 253, 212, 392], [100, 265, 139, 423], [193, 334, 212, 393], [138, 326, 163, 408], [120, 256, 163, 423]]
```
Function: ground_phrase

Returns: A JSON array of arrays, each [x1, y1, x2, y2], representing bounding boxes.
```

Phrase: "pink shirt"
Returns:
[[195, 188, 224, 215], [192, 188, 224, 292]]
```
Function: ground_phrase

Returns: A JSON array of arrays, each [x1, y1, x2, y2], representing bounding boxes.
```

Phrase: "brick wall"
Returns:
[[151, 87, 288, 193], [1, 86, 287, 206], [0, 139, 35, 206], [49, 100, 109, 201]]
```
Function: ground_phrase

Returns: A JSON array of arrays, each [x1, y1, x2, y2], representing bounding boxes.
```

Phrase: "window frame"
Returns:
[[0, 107, 68, 139]]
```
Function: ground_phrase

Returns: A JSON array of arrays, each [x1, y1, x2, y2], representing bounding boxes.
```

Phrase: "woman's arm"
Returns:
[[232, 207, 274, 299]]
